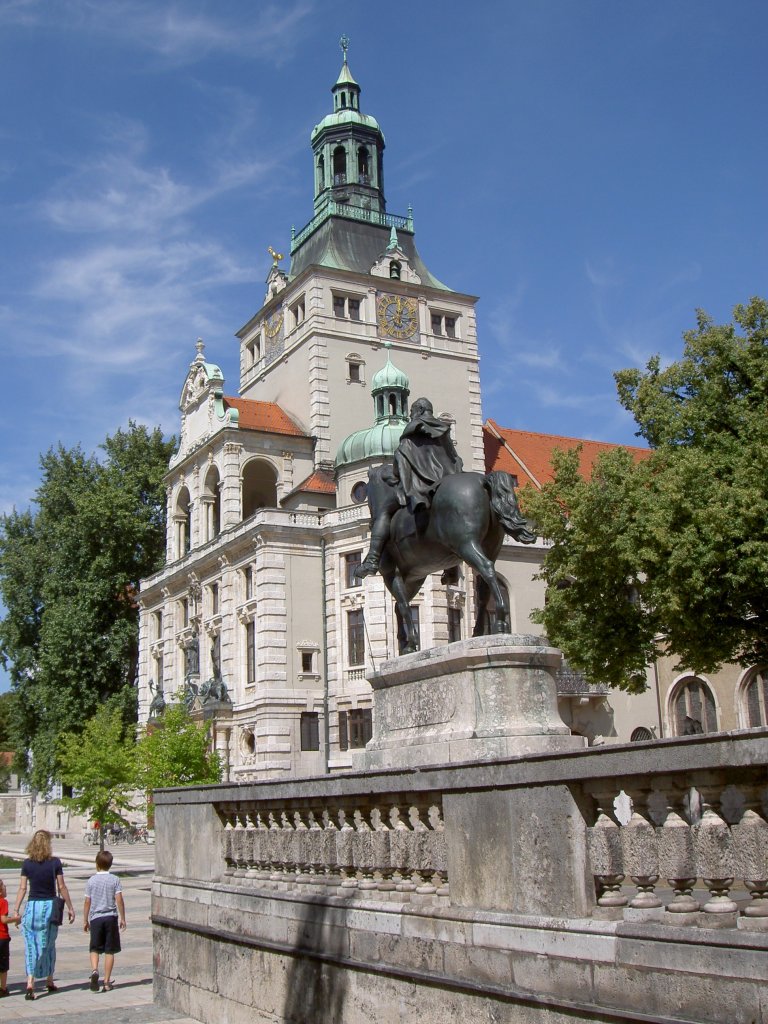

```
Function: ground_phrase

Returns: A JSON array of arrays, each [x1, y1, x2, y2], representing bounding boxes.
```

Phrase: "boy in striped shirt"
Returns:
[[83, 850, 126, 993]]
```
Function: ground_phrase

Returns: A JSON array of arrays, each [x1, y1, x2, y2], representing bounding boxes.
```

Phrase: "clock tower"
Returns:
[[236, 39, 485, 476]]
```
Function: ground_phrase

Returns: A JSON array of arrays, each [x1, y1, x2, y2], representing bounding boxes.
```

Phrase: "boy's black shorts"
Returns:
[[89, 915, 121, 954], [0, 938, 9, 972]]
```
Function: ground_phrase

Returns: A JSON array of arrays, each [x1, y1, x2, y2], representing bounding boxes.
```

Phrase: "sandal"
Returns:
[[46, 983, 58, 992], [25, 988, 35, 1000], [102, 981, 114, 992], [90, 970, 99, 992]]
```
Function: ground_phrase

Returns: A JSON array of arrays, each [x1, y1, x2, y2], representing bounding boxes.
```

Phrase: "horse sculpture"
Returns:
[[376, 469, 536, 653]]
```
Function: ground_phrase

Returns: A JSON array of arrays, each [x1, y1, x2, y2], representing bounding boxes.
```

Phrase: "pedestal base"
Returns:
[[361, 634, 585, 770]]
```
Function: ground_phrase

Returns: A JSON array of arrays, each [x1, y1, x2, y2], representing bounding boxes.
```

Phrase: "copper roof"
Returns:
[[223, 397, 307, 437], [484, 420, 649, 489]]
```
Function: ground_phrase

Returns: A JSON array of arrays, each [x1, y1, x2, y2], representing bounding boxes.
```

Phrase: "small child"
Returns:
[[83, 851, 126, 993], [0, 879, 21, 997]]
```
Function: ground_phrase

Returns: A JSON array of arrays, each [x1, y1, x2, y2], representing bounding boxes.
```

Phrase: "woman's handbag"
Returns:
[[50, 896, 66, 926]]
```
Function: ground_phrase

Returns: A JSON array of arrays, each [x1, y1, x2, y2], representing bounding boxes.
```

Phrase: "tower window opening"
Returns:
[[388, 394, 397, 416], [358, 147, 369, 183], [389, 260, 401, 280], [333, 146, 346, 185], [431, 313, 442, 335], [317, 155, 325, 191], [341, 91, 347, 108], [445, 316, 456, 338], [377, 395, 385, 417], [349, 362, 360, 382]]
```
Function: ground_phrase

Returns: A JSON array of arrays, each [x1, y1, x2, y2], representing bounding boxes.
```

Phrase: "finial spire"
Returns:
[[340, 33, 350, 63], [195, 338, 205, 361]]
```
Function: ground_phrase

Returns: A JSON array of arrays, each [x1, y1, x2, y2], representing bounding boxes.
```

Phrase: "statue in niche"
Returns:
[[356, 396, 536, 653]]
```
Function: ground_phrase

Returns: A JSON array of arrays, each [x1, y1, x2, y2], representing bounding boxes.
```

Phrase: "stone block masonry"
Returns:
[[152, 731, 768, 1023]]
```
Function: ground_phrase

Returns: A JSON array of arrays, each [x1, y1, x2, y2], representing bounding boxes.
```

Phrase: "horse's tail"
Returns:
[[483, 471, 537, 544]]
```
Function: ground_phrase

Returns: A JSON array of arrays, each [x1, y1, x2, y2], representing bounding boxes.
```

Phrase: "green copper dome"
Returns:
[[311, 109, 383, 142], [335, 351, 410, 468]]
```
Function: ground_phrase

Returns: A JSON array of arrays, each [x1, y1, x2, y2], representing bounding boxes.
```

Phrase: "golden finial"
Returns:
[[268, 246, 284, 266]]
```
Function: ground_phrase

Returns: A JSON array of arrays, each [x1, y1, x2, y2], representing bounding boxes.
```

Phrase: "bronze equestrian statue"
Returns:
[[356, 398, 536, 653]]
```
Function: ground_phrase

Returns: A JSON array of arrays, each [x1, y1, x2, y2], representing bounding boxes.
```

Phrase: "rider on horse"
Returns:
[[355, 397, 463, 579]]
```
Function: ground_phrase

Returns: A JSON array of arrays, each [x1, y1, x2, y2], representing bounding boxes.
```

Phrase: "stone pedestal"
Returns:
[[361, 634, 585, 770]]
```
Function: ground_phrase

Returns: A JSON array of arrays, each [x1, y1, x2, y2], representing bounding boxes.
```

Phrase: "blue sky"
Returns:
[[1, 1, 767, 688]]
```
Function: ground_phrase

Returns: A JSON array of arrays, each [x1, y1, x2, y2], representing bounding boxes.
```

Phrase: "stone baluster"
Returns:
[[321, 808, 342, 891], [428, 804, 449, 900], [267, 811, 284, 888], [620, 780, 662, 910], [369, 807, 395, 896], [352, 808, 377, 895], [409, 804, 437, 899], [303, 809, 327, 892], [692, 776, 738, 915], [243, 809, 259, 880], [220, 803, 237, 877], [252, 810, 272, 882], [293, 810, 313, 885], [389, 805, 416, 899], [584, 783, 627, 908], [279, 810, 297, 889], [654, 781, 700, 915], [731, 781, 768, 919], [336, 808, 358, 893], [232, 808, 249, 878]]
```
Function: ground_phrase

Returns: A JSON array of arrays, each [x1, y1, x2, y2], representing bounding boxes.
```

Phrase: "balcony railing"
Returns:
[[291, 202, 414, 253]]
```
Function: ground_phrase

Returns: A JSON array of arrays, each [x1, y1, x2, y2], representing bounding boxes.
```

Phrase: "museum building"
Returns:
[[136, 49, 767, 781]]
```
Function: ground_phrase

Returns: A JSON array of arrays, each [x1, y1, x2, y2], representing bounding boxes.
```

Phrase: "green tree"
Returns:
[[0, 422, 175, 788], [58, 704, 137, 850], [523, 297, 768, 690], [135, 698, 222, 795]]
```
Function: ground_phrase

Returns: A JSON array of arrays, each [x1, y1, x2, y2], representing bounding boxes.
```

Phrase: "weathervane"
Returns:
[[340, 34, 350, 62], [267, 246, 284, 267]]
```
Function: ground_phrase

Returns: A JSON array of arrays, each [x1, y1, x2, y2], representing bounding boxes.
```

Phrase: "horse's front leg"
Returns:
[[460, 541, 510, 635]]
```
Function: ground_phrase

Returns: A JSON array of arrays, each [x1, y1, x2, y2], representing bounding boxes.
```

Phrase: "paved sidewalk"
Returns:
[[0, 832, 200, 1024]]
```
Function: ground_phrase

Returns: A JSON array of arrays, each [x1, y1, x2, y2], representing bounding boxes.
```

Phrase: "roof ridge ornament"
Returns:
[[195, 338, 205, 363], [340, 33, 350, 64]]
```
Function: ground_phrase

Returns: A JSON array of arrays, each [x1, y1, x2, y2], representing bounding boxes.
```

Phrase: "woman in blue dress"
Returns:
[[12, 830, 76, 999]]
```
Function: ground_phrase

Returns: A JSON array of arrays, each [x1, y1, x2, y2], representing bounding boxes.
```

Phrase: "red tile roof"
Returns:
[[223, 397, 307, 437], [484, 420, 649, 489], [287, 469, 336, 496]]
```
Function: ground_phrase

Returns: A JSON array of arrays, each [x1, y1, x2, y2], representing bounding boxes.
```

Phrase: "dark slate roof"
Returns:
[[289, 216, 450, 291]]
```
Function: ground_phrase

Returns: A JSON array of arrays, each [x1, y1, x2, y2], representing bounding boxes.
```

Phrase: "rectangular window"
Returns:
[[348, 298, 361, 320], [300, 712, 320, 751], [210, 583, 219, 615], [246, 621, 256, 684], [244, 565, 254, 600], [153, 610, 163, 641], [291, 298, 305, 329], [410, 605, 421, 650], [344, 551, 362, 589], [181, 597, 189, 627], [341, 708, 373, 749], [301, 651, 314, 673], [349, 361, 361, 382], [347, 609, 365, 666], [448, 606, 462, 643], [445, 316, 456, 338], [333, 295, 346, 318], [431, 313, 442, 335]]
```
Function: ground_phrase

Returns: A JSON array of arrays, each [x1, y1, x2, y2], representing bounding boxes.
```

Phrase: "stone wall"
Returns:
[[152, 731, 768, 1023]]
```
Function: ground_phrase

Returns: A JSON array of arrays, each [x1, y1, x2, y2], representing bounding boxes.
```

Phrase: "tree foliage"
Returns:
[[523, 298, 768, 690], [135, 699, 222, 794], [58, 703, 137, 846], [0, 422, 175, 788]]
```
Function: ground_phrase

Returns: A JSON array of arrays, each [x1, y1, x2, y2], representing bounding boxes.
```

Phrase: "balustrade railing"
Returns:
[[584, 768, 768, 922], [216, 795, 448, 903]]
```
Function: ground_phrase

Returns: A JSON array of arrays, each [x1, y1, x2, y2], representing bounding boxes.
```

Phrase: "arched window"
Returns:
[[242, 459, 278, 519], [333, 146, 346, 185], [317, 154, 325, 191], [672, 677, 718, 736], [742, 667, 768, 728], [630, 726, 654, 742], [175, 486, 191, 558], [202, 465, 221, 543], [358, 146, 369, 183]]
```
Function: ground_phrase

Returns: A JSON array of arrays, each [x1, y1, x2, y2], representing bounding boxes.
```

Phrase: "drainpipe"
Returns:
[[321, 538, 330, 773], [653, 658, 664, 738]]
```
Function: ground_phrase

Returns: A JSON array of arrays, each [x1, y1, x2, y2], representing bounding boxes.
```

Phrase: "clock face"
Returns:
[[377, 294, 418, 340], [265, 310, 283, 338]]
